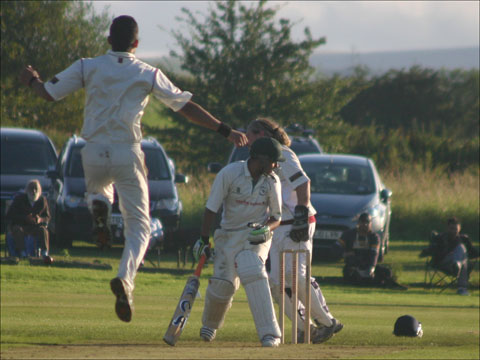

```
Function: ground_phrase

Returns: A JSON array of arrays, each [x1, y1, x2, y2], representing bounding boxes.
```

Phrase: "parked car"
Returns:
[[1, 128, 57, 233], [47, 135, 187, 248], [298, 154, 392, 262], [208, 132, 322, 173]]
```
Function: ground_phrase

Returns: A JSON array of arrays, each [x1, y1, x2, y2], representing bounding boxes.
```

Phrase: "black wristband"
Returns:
[[28, 75, 39, 87], [217, 122, 232, 138]]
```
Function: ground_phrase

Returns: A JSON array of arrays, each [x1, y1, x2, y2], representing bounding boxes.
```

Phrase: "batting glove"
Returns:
[[290, 205, 309, 242], [193, 236, 211, 262], [247, 224, 272, 245]]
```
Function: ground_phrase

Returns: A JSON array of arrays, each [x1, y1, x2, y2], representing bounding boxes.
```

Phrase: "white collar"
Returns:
[[107, 50, 136, 59]]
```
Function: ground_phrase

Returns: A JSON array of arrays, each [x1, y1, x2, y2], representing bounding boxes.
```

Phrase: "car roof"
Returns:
[[0, 127, 51, 141], [298, 153, 371, 166], [66, 135, 162, 149]]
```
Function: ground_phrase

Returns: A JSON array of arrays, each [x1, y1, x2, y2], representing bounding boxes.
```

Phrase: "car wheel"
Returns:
[[55, 211, 73, 249]]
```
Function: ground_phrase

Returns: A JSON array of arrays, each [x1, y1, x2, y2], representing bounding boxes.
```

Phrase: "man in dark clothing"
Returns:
[[6, 179, 50, 257], [420, 217, 478, 295], [339, 213, 406, 290]]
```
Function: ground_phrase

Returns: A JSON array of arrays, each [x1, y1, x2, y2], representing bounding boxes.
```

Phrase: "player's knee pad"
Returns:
[[202, 277, 235, 329], [235, 250, 267, 285]]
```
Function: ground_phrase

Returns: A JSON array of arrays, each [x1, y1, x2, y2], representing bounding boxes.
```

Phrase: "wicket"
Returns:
[[279, 249, 311, 344]]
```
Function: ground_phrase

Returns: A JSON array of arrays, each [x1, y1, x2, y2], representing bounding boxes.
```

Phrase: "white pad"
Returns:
[[298, 278, 333, 327], [270, 282, 308, 331], [235, 250, 281, 340], [202, 277, 235, 329]]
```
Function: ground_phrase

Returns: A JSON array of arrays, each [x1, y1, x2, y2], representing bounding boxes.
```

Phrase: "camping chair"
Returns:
[[424, 255, 478, 293], [423, 258, 459, 292]]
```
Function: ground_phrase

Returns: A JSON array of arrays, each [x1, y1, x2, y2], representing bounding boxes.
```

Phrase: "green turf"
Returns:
[[1, 239, 478, 359]]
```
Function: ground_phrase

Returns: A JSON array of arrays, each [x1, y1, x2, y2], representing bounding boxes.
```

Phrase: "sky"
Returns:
[[91, 1, 480, 59]]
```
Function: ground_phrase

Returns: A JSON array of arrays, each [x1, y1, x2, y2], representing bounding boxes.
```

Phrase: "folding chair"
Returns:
[[424, 256, 478, 293], [424, 258, 459, 293]]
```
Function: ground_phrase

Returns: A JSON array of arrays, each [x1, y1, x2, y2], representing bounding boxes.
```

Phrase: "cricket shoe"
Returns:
[[200, 326, 216, 342], [110, 277, 133, 322], [261, 335, 280, 347], [311, 318, 337, 344], [315, 318, 344, 334], [92, 200, 111, 249]]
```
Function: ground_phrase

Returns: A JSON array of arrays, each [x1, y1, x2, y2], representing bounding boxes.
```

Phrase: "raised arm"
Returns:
[[19, 65, 54, 101], [178, 100, 247, 147]]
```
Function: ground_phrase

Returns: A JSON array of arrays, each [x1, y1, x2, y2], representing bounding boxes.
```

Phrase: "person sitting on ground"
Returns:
[[419, 217, 478, 296], [5, 179, 50, 258], [339, 213, 406, 290]]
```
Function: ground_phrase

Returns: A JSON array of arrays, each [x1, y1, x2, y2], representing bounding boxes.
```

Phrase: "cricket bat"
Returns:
[[163, 253, 208, 346]]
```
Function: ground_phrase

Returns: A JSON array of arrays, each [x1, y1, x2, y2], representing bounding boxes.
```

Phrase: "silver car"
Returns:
[[299, 154, 392, 262]]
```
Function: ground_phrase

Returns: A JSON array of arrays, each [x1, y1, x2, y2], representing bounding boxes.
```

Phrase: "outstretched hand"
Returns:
[[20, 65, 40, 86], [228, 129, 248, 147]]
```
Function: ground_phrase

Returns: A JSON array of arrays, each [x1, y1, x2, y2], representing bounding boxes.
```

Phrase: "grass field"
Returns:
[[1, 237, 478, 359]]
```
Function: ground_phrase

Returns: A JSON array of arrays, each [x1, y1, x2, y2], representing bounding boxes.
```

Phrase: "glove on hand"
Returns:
[[290, 205, 309, 242], [247, 224, 272, 245], [193, 237, 211, 262]]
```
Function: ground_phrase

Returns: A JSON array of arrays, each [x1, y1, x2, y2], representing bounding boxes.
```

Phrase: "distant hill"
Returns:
[[143, 46, 479, 77], [311, 47, 479, 76]]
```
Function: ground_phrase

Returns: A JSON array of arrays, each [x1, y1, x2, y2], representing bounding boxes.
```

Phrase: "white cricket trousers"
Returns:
[[81, 142, 151, 293]]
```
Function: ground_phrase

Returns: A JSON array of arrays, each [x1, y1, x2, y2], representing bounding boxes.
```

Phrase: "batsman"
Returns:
[[193, 137, 285, 347]]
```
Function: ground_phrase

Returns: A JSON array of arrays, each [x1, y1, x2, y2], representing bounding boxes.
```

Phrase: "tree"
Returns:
[[158, 0, 325, 166], [1, 1, 110, 132]]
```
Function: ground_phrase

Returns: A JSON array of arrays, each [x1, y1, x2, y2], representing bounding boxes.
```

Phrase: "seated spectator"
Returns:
[[419, 217, 479, 296], [5, 179, 50, 258], [339, 213, 407, 290]]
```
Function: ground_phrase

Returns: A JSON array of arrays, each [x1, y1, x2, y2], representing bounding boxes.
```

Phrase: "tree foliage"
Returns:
[[1, 1, 110, 132], [339, 67, 479, 139]]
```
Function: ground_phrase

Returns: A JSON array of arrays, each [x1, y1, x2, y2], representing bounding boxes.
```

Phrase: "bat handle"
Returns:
[[193, 252, 207, 277]]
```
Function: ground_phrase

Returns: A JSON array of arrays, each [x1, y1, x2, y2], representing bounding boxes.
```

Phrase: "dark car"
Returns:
[[208, 133, 322, 173], [1, 128, 57, 233], [47, 135, 187, 248], [299, 154, 392, 262]]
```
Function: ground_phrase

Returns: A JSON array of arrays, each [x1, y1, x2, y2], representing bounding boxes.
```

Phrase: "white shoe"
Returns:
[[261, 335, 280, 347], [200, 326, 216, 342]]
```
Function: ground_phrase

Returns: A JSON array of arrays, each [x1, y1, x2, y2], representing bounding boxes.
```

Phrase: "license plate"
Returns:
[[315, 230, 343, 240], [110, 214, 123, 226]]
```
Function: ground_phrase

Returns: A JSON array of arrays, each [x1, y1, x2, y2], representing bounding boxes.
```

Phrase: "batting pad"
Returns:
[[270, 282, 308, 332], [298, 278, 333, 327], [202, 277, 235, 329], [236, 250, 281, 340]]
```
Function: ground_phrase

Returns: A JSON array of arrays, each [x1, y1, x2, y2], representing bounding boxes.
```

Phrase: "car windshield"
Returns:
[[143, 148, 171, 180], [66, 146, 171, 181], [1, 139, 56, 175], [301, 162, 375, 195], [290, 140, 321, 155]]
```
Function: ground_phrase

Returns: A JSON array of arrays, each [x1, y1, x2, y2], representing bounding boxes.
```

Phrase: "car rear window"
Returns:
[[1, 138, 56, 175], [143, 148, 171, 180], [302, 163, 375, 195]]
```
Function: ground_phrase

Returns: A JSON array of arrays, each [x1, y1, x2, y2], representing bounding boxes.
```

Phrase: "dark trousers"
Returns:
[[10, 224, 49, 255]]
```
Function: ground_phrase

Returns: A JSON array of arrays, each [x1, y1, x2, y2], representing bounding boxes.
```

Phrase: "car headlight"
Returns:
[[151, 198, 178, 211], [64, 195, 85, 208]]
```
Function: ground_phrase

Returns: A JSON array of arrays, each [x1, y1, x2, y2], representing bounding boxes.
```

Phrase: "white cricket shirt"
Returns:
[[44, 50, 192, 144], [206, 161, 282, 230], [275, 146, 316, 220]]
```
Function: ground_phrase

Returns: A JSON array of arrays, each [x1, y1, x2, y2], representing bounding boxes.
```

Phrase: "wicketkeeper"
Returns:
[[193, 137, 285, 347], [246, 118, 343, 343]]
